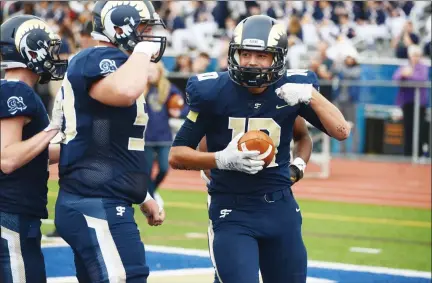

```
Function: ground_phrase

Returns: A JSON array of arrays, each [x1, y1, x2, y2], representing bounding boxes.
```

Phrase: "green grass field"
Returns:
[[44, 181, 431, 272]]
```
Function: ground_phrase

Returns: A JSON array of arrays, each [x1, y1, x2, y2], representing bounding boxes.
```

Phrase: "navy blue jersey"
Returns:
[[0, 80, 49, 218], [59, 47, 150, 204], [173, 70, 326, 195]]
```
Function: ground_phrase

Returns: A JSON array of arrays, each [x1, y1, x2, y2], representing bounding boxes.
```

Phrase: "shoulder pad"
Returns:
[[73, 47, 128, 80], [282, 69, 320, 91], [185, 72, 225, 113], [0, 80, 38, 119]]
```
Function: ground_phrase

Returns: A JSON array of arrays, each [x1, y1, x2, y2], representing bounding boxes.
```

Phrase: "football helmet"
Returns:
[[0, 15, 68, 84], [92, 1, 167, 62], [228, 15, 288, 88]]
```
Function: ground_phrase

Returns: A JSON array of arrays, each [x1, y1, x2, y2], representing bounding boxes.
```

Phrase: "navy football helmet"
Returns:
[[228, 15, 288, 88], [0, 15, 68, 84], [92, 1, 167, 62]]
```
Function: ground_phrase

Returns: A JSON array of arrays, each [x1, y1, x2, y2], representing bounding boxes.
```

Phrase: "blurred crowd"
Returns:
[[1, 1, 431, 156], [2, 1, 431, 70]]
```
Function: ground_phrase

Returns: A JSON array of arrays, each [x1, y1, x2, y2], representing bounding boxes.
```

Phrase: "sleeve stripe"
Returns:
[[187, 110, 199, 122]]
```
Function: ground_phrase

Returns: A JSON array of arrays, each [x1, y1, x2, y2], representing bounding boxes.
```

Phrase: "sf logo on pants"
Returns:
[[220, 209, 232, 218]]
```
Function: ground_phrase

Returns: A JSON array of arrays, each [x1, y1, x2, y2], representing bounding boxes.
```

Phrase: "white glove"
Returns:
[[215, 133, 264, 174], [44, 90, 63, 133], [275, 83, 313, 106], [133, 41, 161, 57]]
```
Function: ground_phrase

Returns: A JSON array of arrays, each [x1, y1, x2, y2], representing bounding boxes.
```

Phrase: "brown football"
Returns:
[[167, 94, 185, 110], [237, 130, 275, 167]]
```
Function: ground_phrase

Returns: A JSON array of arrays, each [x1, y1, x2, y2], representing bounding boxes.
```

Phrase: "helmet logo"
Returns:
[[267, 23, 285, 47], [14, 19, 58, 63], [7, 96, 27, 115], [101, 1, 150, 40], [233, 21, 244, 45]]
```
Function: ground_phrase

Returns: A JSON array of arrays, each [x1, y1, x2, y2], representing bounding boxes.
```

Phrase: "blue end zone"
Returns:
[[43, 246, 431, 283]]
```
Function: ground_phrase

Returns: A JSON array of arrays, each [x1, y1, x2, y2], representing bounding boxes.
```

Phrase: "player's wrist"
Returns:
[[140, 192, 154, 205], [292, 157, 306, 171], [214, 151, 225, 170]]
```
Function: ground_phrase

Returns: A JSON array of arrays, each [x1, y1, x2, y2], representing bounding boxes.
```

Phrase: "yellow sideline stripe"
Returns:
[[164, 202, 431, 228]]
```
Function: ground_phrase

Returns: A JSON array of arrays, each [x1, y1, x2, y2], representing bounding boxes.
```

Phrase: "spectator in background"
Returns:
[[385, 3, 407, 39], [423, 15, 431, 57], [392, 20, 420, 58], [173, 54, 193, 73], [192, 52, 212, 73], [286, 15, 307, 69], [392, 45, 430, 156], [309, 41, 334, 101], [333, 48, 362, 153], [144, 62, 188, 208], [287, 15, 303, 41]]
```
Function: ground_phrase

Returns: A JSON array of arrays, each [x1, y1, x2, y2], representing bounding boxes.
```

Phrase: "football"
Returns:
[[167, 94, 185, 110], [237, 130, 275, 167]]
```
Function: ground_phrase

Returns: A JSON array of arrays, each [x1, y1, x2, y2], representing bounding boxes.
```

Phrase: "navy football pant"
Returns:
[[0, 212, 46, 283], [208, 189, 307, 283], [55, 190, 149, 283]]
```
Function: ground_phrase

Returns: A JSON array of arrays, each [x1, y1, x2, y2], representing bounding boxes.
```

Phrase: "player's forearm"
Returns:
[[92, 53, 152, 106], [49, 144, 61, 165], [309, 89, 351, 141], [292, 135, 313, 164], [111, 53, 151, 97], [169, 146, 217, 171], [1, 130, 58, 174]]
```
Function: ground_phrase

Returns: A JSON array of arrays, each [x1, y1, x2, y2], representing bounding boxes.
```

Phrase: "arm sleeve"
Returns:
[[308, 70, 320, 92], [172, 76, 210, 148], [299, 104, 328, 135], [81, 48, 129, 85], [0, 83, 38, 119], [172, 113, 209, 148], [185, 76, 209, 113]]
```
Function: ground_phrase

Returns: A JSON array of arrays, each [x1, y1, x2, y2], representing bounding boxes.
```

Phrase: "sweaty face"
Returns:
[[238, 50, 274, 69]]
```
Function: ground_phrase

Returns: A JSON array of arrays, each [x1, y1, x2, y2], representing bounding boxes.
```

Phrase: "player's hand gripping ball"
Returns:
[[237, 130, 275, 168]]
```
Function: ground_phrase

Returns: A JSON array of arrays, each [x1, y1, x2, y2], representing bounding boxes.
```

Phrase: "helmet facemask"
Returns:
[[30, 38, 68, 83], [17, 30, 68, 84], [228, 43, 287, 88], [124, 17, 167, 62]]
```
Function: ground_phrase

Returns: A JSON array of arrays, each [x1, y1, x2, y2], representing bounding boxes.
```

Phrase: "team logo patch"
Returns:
[[99, 59, 118, 76], [7, 96, 27, 115]]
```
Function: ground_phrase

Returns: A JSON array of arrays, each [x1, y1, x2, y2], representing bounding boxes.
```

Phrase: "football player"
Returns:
[[53, 1, 167, 282], [0, 15, 67, 283], [169, 15, 350, 283]]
